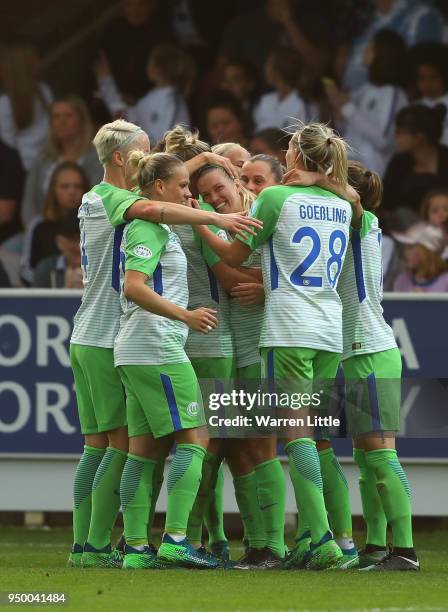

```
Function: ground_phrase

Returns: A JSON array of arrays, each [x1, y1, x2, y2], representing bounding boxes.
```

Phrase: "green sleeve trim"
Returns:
[[359, 210, 376, 240], [101, 184, 145, 227], [236, 185, 287, 250], [125, 220, 168, 276]]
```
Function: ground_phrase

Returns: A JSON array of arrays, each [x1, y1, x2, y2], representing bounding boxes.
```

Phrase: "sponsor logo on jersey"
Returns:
[[134, 245, 152, 258], [217, 230, 229, 242], [186, 401, 199, 417]]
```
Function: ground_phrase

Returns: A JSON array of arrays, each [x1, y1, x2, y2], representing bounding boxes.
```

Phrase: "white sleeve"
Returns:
[[97, 75, 128, 115], [0, 96, 17, 148], [341, 89, 407, 152]]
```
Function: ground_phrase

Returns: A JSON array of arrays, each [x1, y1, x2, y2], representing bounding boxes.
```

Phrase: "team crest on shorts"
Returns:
[[186, 402, 199, 417]]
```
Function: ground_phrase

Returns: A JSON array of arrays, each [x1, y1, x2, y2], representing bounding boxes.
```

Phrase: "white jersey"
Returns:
[[114, 220, 189, 366], [337, 210, 397, 360], [70, 183, 143, 349], [229, 248, 263, 369], [240, 185, 352, 353], [172, 221, 234, 359]]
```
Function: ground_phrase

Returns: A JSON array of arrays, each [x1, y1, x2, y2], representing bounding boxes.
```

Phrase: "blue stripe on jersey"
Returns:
[[153, 263, 163, 295], [268, 237, 279, 290], [351, 230, 366, 303], [160, 374, 182, 431], [112, 224, 125, 292], [367, 372, 381, 431], [206, 265, 219, 303], [267, 349, 275, 395]]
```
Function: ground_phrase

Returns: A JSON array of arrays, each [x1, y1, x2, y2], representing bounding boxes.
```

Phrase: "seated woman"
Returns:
[[21, 161, 89, 284], [382, 104, 448, 216], [21, 96, 102, 226], [392, 221, 448, 292]]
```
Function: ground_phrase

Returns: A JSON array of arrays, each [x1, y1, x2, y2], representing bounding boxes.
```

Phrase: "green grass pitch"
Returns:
[[1, 527, 448, 611]]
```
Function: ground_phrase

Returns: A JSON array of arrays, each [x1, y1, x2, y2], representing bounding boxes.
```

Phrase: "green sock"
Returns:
[[87, 447, 127, 550], [318, 447, 353, 541], [353, 448, 387, 547], [255, 458, 286, 557], [147, 458, 165, 545], [286, 438, 330, 545], [365, 449, 413, 548], [233, 471, 265, 550], [120, 453, 157, 547], [205, 463, 228, 545], [72, 445, 105, 548], [187, 451, 221, 543], [166, 444, 206, 534]]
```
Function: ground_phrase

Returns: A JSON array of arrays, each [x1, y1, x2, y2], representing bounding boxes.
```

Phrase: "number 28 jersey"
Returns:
[[238, 185, 352, 353]]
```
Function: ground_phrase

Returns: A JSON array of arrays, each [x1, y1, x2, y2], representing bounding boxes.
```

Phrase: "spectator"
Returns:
[[382, 104, 448, 214], [412, 43, 448, 145], [327, 30, 409, 176], [221, 59, 260, 117], [0, 140, 24, 245], [32, 212, 82, 289], [420, 188, 448, 259], [21, 162, 89, 284], [392, 221, 448, 291], [0, 43, 53, 171], [218, 0, 288, 80], [212, 143, 250, 174], [0, 259, 11, 287], [205, 91, 250, 146], [21, 97, 102, 226], [96, 43, 193, 145], [98, 0, 172, 104], [240, 154, 284, 196], [250, 127, 289, 165], [253, 47, 316, 132], [343, 0, 446, 91]]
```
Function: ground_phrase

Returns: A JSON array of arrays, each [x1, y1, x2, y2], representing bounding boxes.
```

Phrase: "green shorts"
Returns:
[[190, 356, 235, 380], [260, 347, 340, 401], [117, 362, 206, 438], [342, 348, 402, 436], [70, 344, 127, 435], [237, 361, 261, 381]]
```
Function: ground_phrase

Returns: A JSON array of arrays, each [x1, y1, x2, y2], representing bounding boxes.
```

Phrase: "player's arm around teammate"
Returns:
[[115, 152, 222, 569]]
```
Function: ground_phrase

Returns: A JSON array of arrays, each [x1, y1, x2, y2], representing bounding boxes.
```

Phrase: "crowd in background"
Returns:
[[0, 0, 447, 292]]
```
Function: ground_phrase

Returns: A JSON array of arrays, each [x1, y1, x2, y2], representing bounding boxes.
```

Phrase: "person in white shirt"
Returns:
[[0, 43, 53, 171], [253, 47, 317, 132], [343, 0, 446, 91], [326, 30, 408, 177], [21, 97, 103, 227], [96, 42, 193, 145], [412, 43, 448, 146]]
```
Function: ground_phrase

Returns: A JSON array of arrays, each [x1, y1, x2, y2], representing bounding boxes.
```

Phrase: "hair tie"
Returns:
[[365, 171, 372, 178], [327, 138, 332, 145]]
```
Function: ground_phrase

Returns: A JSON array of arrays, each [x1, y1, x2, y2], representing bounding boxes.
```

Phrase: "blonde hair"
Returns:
[[195, 164, 255, 213], [127, 151, 183, 192], [163, 125, 210, 161], [412, 244, 448, 280], [0, 43, 47, 130], [93, 119, 144, 165], [289, 121, 349, 184], [211, 142, 244, 157], [46, 96, 94, 161], [347, 160, 383, 211]]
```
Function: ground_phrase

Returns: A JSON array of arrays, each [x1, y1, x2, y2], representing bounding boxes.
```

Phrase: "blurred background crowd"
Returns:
[[0, 0, 447, 292]]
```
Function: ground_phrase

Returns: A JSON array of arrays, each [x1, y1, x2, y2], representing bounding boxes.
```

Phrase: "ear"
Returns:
[[154, 178, 164, 196], [112, 150, 125, 168]]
